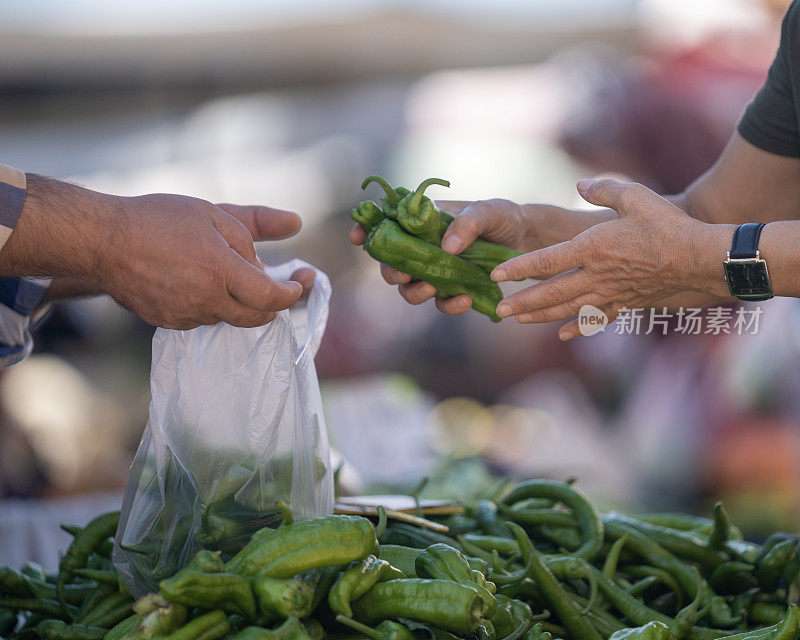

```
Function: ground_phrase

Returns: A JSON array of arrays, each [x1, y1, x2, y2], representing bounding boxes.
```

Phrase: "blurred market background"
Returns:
[[3, 0, 800, 567]]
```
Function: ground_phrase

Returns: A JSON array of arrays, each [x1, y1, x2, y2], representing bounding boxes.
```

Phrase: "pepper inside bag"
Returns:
[[113, 260, 334, 597]]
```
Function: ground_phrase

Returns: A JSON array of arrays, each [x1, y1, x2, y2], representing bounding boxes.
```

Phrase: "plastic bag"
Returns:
[[113, 260, 333, 596]]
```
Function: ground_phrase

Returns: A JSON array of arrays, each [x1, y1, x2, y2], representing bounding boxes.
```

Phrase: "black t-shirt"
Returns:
[[738, 0, 800, 157]]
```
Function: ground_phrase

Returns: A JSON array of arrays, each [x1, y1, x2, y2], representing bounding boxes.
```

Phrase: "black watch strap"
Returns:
[[729, 222, 766, 258]]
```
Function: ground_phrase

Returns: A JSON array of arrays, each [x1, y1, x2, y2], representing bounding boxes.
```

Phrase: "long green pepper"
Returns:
[[364, 220, 503, 321], [57, 511, 119, 617]]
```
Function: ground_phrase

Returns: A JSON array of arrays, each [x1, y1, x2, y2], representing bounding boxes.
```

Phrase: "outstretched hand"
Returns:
[[491, 179, 723, 340]]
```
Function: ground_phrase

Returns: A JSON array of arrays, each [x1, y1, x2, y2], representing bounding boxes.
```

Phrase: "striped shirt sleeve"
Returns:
[[0, 164, 51, 368]]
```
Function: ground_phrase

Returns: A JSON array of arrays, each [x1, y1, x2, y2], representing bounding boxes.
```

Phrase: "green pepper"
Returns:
[[749, 603, 787, 626], [625, 566, 685, 608], [545, 555, 673, 628], [0, 568, 95, 606], [377, 545, 421, 577], [609, 622, 677, 640], [756, 538, 798, 591], [603, 513, 726, 570], [232, 617, 312, 640], [380, 523, 461, 550], [351, 202, 385, 235], [184, 550, 224, 574], [35, 619, 107, 640], [502, 480, 604, 562], [701, 605, 800, 640], [415, 544, 497, 617], [0, 608, 15, 636], [159, 570, 257, 621], [103, 613, 142, 640], [57, 512, 120, 617], [490, 595, 534, 638], [476, 502, 512, 539], [301, 564, 344, 614], [357, 175, 521, 276], [74, 584, 117, 624], [226, 515, 377, 579], [364, 220, 503, 321], [0, 597, 78, 619], [161, 609, 229, 640], [671, 573, 704, 640], [336, 614, 416, 640], [507, 523, 602, 640], [20, 562, 49, 582], [253, 575, 315, 620], [350, 579, 484, 634], [707, 503, 732, 550], [73, 569, 118, 586], [395, 178, 451, 244], [135, 597, 188, 637], [709, 562, 758, 595], [78, 591, 133, 629], [329, 556, 404, 618], [361, 176, 411, 220]]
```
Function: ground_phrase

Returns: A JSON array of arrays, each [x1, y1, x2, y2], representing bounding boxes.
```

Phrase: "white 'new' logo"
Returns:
[[577, 305, 608, 336]]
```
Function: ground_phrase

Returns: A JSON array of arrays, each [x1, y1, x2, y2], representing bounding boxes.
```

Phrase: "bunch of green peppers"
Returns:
[[352, 175, 522, 321], [3, 476, 800, 640]]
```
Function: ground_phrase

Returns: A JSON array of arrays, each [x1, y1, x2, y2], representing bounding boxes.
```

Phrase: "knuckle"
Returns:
[[542, 282, 567, 305], [534, 251, 556, 275], [454, 212, 482, 236], [617, 185, 642, 210]]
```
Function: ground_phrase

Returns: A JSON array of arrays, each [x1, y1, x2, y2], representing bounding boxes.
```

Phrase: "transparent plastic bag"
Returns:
[[113, 260, 333, 596]]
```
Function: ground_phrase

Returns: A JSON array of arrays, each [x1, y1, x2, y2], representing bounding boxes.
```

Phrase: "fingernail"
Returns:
[[442, 235, 466, 254], [491, 268, 507, 281], [576, 179, 597, 193], [458, 296, 471, 309], [497, 303, 511, 317], [558, 330, 573, 341]]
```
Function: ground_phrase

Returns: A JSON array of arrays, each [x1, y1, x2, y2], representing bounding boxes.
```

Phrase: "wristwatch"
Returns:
[[722, 223, 773, 301]]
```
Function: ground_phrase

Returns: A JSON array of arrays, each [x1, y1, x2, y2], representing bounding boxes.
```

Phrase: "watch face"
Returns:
[[724, 260, 772, 298]]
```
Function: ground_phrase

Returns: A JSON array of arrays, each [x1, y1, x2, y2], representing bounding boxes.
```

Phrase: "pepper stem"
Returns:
[[408, 178, 450, 215], [276, 501, 294, 526], [375, 505, 387, 538], [335, 615, 383, 640], [362, 176, 401, 205]]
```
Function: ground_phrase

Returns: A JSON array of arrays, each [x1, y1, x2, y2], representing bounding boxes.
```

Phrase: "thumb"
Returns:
[[226, 254, 303, 312], [440, 200, 500, 255], [576, 179, 653, 216], [216, 203, 302, 241]]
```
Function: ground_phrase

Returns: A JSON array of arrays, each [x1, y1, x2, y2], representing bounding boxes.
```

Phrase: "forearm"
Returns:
[[0, 174, 117, 279]]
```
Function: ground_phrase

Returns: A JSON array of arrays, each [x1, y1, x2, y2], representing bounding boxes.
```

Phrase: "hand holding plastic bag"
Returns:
[[113, 260, 333, 596]]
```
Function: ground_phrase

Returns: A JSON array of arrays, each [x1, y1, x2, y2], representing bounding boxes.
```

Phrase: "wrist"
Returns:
[[0, 174, 121, 282], [685, 221, 736, 296]]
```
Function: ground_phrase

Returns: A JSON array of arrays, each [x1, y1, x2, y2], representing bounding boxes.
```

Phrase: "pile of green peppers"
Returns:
[[352, 176, 522, 322], [2, 477, 800, 640]]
